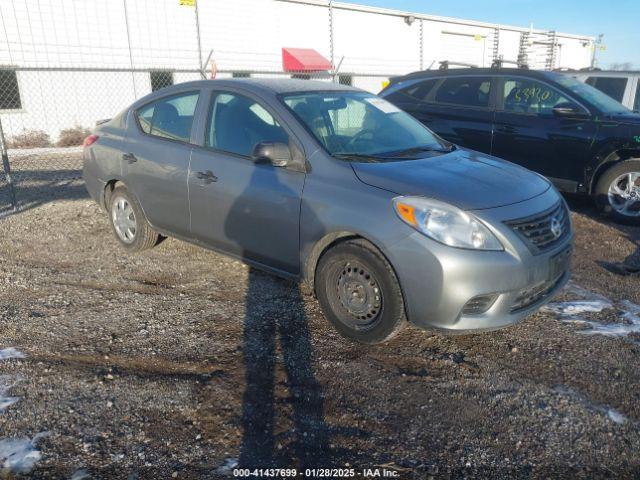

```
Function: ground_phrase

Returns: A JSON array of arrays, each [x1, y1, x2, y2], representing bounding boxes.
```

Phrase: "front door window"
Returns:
[[501, 78, 577, 116]]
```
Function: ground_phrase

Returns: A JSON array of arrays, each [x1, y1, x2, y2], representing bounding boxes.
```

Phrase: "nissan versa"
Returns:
[[83, 79, 573, 344]]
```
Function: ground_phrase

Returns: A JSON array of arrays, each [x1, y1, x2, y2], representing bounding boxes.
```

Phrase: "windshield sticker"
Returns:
[[364, 97, 402, 114]]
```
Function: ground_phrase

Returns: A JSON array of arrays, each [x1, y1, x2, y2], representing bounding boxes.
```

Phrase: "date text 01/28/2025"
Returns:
[[232, 468, 401, 477]]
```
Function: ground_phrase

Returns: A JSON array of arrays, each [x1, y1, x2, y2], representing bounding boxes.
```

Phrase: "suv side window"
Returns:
[[136, 91, 199, 142], [586, 76, 627, 103], [206, 91, 289, 157], [398, 78, 440, 102], [501, 78, 576, 116], [635, 82, 640, 112], [433, 77, 492, 108]]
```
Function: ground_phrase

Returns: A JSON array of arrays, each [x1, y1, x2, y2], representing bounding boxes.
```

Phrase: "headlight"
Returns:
[[393, 196, 503, 251]]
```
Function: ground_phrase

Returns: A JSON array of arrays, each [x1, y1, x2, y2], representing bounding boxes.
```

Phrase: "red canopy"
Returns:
[[282, 48, 332, 72]]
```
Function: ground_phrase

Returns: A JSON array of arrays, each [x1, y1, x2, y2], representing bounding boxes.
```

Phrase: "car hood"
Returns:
[[350, 148, 550, 210]]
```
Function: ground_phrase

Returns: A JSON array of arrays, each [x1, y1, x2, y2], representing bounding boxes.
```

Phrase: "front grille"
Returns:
[[510, 274, 565, 312], [506, 202, 570, 254]]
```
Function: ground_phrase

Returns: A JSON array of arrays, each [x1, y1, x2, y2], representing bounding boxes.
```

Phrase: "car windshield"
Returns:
[[554, 75, 631, 114], [282, 91, 450, 160]]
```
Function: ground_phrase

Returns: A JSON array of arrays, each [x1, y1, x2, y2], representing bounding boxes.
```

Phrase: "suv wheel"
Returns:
[[596, 160, 640, 223], [108, 185, 160, 252], [315, 239, 406, 344]]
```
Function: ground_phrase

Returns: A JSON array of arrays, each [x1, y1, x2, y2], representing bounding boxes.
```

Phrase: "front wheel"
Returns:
[[315, 239, 406, 344], [595, 160, 640, 224]]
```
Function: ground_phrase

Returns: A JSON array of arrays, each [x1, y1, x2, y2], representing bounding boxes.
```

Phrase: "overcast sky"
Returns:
[[347, 0, 639, 69]]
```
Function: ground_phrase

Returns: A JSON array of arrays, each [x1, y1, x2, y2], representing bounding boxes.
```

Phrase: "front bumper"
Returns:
[[387, 188, 573, 333]]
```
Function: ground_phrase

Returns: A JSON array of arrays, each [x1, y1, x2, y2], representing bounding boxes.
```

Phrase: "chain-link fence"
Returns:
[[0, 0, 591, 214], [0, 65, 395, 213]]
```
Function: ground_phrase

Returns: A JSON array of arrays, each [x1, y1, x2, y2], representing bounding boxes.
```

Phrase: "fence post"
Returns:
[[419, 19, 424, 71], [0, 116, 17, 212], [194, 0, 204, 72], [328, 1, 335, 73], [122, 0, 138, 98]]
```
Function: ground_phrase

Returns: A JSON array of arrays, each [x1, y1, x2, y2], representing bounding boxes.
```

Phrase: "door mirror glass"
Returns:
[[252, 141, 292, 167], [552, 102, 589, 118]]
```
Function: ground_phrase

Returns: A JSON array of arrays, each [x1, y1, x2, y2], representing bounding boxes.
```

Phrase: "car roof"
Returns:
[[561, 70, 640, 76], [158, 78, 363, 94], [394, 67, 557, 82]]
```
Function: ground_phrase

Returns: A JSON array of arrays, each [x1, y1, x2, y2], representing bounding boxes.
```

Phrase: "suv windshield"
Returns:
[[554, 75, 631, 114], [282, 91, 449, 160]]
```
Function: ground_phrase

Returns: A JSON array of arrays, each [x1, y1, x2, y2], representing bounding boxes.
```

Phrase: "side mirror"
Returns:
[[251, 141, 292, 167], [552, 103, 589, 119]]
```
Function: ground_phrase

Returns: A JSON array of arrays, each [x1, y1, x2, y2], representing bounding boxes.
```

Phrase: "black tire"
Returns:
[[315, 239, 406, 344], [595, 159, 640, 224], [107, 185, 160, 252]]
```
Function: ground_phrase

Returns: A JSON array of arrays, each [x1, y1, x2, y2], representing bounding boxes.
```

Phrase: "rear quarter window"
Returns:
[[434, 77, 492, 108], [135, 91, 200, 142], [399, 78, 439, 101]]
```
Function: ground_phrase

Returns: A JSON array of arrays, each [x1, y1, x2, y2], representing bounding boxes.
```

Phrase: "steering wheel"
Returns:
[[345, 129, 376, 150]]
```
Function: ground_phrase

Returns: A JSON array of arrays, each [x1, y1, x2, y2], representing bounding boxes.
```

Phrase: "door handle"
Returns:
[[122, 153, 137, 164], [496, 125, 517, 134], [197, 170, 218, 184]]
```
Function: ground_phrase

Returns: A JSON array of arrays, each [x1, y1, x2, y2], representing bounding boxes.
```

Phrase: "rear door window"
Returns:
[[136, 91, 200, 142], [398, 78, 440, 101], [433, 77, 492, 108], [634, 82, 640, 112], [586, 76, 628, 103], [501, 78, 577, 116]]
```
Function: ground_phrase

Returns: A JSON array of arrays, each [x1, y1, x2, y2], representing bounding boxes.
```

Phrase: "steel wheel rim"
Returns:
[[335, 262, 382, 329], [608, 172, 640, 217], [112, 196, 137, 243]]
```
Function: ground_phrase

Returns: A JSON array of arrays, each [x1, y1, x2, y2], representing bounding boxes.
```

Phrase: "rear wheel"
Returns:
[[315, 239, 406, 344], [108, 185, 160, 252], [595, 160, 640, 224]]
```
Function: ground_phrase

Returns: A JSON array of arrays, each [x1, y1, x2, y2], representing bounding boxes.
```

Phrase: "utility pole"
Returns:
[[591, 33, 604, 69]]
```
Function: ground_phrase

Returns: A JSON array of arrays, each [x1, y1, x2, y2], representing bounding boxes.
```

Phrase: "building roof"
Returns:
[[276, 0, 594, 41]]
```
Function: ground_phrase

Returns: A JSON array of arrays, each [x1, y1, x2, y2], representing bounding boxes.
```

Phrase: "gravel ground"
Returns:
[[0, 179, 639, 478]]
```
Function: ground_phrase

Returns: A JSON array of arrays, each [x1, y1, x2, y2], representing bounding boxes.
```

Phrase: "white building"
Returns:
[[0, 0, 595, 141]]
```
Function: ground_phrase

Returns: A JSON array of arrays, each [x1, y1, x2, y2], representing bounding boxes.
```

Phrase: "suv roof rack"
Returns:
[[491, 59, 529, 69], [438, 60, 478, 71]]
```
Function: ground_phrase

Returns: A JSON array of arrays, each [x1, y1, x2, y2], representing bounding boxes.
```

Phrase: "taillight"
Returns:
[[83, 134, 99, 147]]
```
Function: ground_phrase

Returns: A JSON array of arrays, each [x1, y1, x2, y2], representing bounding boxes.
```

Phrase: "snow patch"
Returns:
[[608, 409, 628, 425], [542, 300, 612, 316], [545, 284, 640, 341], [0, 375, 20, 413], [215, 458, 239, 476], [0, 348, 25, 360], [553, 386, 628, 426], [71, 468, 93, 479], [0, 433, 47, 474]]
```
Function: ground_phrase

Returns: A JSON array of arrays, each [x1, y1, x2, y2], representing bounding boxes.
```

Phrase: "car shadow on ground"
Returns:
[[237, 271, 372, 468], [565, 193, 640, 274], [0, 169, 88, 217], [238, 268, 332, 468]]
